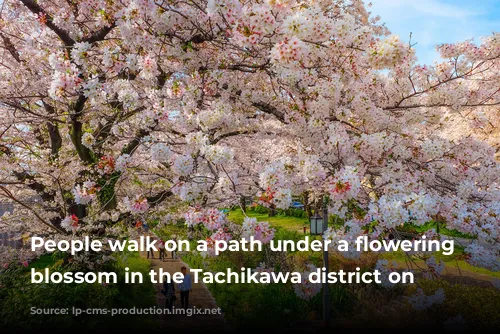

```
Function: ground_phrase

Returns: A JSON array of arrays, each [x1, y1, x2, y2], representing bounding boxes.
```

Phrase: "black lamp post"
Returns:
[[309, 202, 331, 328], [309, 213, 325, 235]]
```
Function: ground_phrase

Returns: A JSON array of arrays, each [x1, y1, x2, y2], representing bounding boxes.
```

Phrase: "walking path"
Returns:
[[140, 249, 228, 330]]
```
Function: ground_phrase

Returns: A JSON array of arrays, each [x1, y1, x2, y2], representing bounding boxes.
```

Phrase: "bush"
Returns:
[[416, 279, 500, 330], [247, 205, 307, 218], [276, 208, 307, 218], [253, 205, 269, 214], [0, 252, 157, 330], [336, 278, 500, 330], [273, 227, 304, 245], [397, 221, 474, 239]]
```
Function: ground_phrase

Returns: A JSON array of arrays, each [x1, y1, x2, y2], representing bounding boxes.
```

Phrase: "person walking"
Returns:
[[147, 247, 155, 259], [158, 239, 165, 261], [147, 237, 155, 259], [162, 279, 176, 311], [178, 266, 192, 309], [171, 234, 177, 259]]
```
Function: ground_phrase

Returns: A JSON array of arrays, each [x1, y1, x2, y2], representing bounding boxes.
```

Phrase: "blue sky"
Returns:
[[369, 0, 500, 65]]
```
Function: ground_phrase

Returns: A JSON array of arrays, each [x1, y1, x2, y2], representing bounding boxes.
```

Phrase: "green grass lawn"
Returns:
[[398, 221, 474, 239], [227, 208, 308, 232]]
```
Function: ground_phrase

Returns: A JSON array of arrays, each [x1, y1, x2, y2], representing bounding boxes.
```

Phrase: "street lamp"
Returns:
[[309, 213, 325, 235], [309, 206, 331, 328]]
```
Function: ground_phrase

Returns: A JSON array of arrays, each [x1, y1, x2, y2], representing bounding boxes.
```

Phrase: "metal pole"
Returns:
[[323, 199, 330, 328]]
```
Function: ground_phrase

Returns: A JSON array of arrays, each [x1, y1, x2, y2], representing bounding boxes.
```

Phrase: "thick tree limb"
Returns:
[[253, 102, 286, 123], [43, 102, 62, 157], [0, 185, 65, 234], [69, 95, 93, 163], [122, 129, 150, 155], [146, 190, 174, 206], [84, 23, 116, 44], [211, 130, 257, 144], [19, 0, 75, 46], [0, 32, 22, 62], [383, 102, 500, 111]]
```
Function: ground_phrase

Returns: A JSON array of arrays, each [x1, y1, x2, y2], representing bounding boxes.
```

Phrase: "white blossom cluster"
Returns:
[[123, 195, 149, 214], [464, 243, 500, 271], [61, 215, 80, 233], [293, 264, 321, 300], [72, 181, 98, 205], [407, 288, 445, 311], [375, 259, 399, 288], [115, 154, 131, 173], [172, 155, 195, 176], [151, 143, 172, 163], [242, 217, 275, 244], [48, 52, 81, 100], [368, 35, 413, 70], [185, 207, 228, 231], [81, 133, 95, 149], [423, 256, 445, 279]]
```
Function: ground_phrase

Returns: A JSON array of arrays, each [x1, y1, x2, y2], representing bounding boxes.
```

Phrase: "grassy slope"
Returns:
[[398, 221, 474, 239], [227, 208, 308, 232]]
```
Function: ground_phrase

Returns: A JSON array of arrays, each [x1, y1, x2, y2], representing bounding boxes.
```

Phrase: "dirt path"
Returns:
[[140, 249, 228, 330]]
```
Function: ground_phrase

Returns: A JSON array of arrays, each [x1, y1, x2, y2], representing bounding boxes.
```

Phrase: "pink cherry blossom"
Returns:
[[0, 0, 497, 272]]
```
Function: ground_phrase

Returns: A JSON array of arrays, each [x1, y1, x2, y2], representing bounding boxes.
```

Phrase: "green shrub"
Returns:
[[0, 252, 157, 330], [276, 208, 307, 218], [253, 205, 269, 214], [397, 221, 474, 239], [181, 240, 353, 329], [206, 278, 353, 328], [273, 227, 304, 245], [416, 279, 500, 330]]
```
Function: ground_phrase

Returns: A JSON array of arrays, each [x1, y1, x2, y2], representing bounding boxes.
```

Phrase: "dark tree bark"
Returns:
[[302, 191, 313, 218], [240, 196, 247, 213], [268, 203, 276, 217]]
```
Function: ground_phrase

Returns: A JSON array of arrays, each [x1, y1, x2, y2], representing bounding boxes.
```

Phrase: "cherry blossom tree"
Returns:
[[0, 0, 498, 272]]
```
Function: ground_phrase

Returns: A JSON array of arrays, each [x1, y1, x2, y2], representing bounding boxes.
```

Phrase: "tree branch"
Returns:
[[0, 32, 22, 62], [146, 190, 173, 206], [84, 23, 116, 44], [253, 101, 286, 123], [0, 185, 65, 234], [210, 130, 257, 144], [19, 0, 75, 46], [43, 102, 62, 157]]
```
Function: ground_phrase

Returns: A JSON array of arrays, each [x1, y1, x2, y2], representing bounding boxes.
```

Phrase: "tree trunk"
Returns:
[[97, 173, 120, 210], [69, 203, 86, 220], [268, 203, 276, 217], [240, 196, 247, 213], [303, 191, 313, 218], [314, 196, 324, 216]]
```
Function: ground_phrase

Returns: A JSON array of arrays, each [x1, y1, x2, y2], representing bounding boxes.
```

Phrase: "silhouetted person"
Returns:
[[178, 266, 192, 309], [162, 280, 176, 311], [158, 239, 165, 261]]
